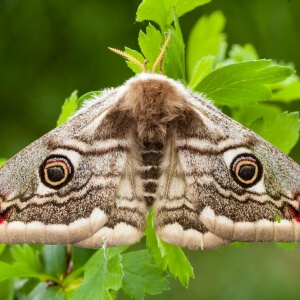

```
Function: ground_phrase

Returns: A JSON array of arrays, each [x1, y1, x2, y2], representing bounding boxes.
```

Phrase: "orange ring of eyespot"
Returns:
[[44, 161, 69, 186], [234, 159, 258, 184], [230, 154, 263, 188], [40, 155, 73, 189]]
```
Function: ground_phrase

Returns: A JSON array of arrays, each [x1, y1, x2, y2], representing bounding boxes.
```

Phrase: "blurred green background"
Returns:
[[1, 0, 300, 299]]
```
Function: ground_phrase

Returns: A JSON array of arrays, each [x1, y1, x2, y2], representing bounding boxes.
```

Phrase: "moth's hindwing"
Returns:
[[176, 91, 300, 244], [154, 135, 230, 250]]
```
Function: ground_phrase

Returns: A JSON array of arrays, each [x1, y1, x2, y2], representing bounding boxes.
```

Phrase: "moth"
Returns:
[[1, 37, 300, 251]]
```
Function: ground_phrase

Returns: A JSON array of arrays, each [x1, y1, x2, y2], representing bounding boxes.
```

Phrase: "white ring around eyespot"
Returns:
[[51, 149, 81, 167]]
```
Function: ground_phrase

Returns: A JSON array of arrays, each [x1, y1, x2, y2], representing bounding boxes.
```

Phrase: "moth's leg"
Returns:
[[154, 141, 229, 250], [74, 159, 147, 248]]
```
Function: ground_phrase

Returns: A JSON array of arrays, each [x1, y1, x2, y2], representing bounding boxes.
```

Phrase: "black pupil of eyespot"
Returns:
[[238, 164, 255, 181], [47, 166, 65, 182]]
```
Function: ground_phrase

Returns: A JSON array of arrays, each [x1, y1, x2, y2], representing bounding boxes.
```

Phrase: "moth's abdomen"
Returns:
[[141, 141, 163, 207]]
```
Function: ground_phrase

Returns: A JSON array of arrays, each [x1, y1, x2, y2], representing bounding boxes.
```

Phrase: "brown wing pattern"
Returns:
[[0, 90, 146, 246], [175, 92, 300, 246]]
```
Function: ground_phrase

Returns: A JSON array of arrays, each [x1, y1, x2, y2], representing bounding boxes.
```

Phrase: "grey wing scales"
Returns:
[[176, 92, 300, 246], [154, 132, 230, 250], [0, 89, 146, 247], [74, 157, 146, 248]]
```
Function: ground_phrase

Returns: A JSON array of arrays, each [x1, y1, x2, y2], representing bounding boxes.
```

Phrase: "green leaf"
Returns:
[[187, 11, 226, 79], [41, 245, 67, 280], [32, 287, 66, 300], [230, 242, 248, 248], [0, 246, 52, 283], [0, 262, 34, 282], [56, 91, 78, 126], [10, 245, 43, 275], [73, 247, 127, 300], [0, 245, 55, 282], [196, 60, 294, 107], [250, 111, 300, 154], [124, 47, 145, 74], [16, 278, 40, 296], [137, 0, 211, 31], [0, 159, 7, 167], [0, 244, 6, 256], [0, 262, 51, 282], [77, 91, 103, 110], [272, 81, 300, 102], [275, 242, 297, 251], [23, 282, 48, 299], [122, 250, 169, 299], [145, 212, 194, 288], [229, 43, 259, 62], [0, 279, 13, 300], [163, 10, 185, 81], [62, 268, 83, 291], [71, 247, 97, 271], [138, 23, 162, 71], [231, 103, 282, 128], [188, 55, 215, 89], [232, 104, 300, 154], [276, 215, 281, 223]]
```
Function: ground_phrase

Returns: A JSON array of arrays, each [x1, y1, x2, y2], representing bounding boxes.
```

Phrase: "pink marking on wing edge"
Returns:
[[0, 209, 11, 225], [289, 207, 300, 222], [289, 195, 300, 223]]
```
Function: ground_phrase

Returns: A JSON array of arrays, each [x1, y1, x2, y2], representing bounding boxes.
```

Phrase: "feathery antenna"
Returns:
[[108, 33, 171, 73], [108, 47, 146, 72], [152, 33, 171, 73]]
